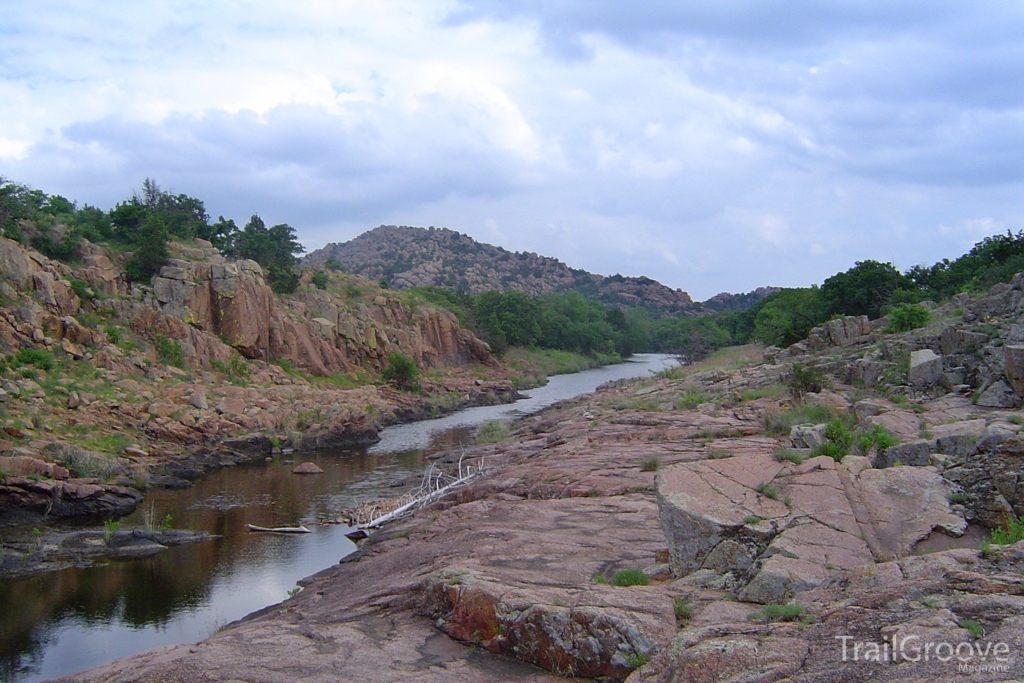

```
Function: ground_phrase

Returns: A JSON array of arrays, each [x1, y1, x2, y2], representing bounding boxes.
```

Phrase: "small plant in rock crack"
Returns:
[[674, 596, 694, 625], [749, 603, 806, 623], [755, 482, 779, 500], [638, 457, 660, 472], [959, 619, 984, 639], [625, 652, 651, 668]]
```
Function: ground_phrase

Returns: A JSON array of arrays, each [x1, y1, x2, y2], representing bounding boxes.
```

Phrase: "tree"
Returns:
[[821, 260, 908, 319], [230, 214, 305, 293], [382, 352, 419, 391], [124, 214, 170, 282], [752, 288, 826, 347]]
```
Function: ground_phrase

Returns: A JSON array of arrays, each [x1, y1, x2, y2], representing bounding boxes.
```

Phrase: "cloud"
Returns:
[[1, 1, 1024, 299]]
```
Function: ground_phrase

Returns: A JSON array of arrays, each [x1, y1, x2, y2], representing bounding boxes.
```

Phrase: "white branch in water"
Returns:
[[356, 452, 488, 530]]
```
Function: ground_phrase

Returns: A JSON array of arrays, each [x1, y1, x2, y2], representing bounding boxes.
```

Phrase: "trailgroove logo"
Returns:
[[836, 635, 1013, 674]]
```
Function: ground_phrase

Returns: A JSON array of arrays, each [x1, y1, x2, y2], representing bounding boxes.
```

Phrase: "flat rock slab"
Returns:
[[657, 455, 787, 573], [853, 466, 966, 561]]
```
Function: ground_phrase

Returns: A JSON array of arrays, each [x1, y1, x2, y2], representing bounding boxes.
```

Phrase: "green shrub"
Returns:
[[324, 258, 343, 271], [742, 515, 763, 525], [773, 448, 804, 465], [155, 335, 184, 368], [885, 303, 931, 333], [382, 352, 420, 391], [989, 515, 1024, 545], [12, 348, 53, 371], [475, 420, 510, 444], [610, 568, 650, 587], [749, 603, 806, 623], [310, 270, 328, 290], [958, 619, 984, 639], [625, 652, 651, 668], [813, 417, 854, 461], [675, 391, 710, 409], [124, 215, 169, 282], [948, 492, 968, 504], [68, 277, 97, 302], [755, 482, 779, 499], [856, 423, 900, 455], [788, 363, 828, 401], [639, 457, 660, 472]]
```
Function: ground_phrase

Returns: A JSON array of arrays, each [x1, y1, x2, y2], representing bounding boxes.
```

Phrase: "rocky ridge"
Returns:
[[0, 235, 516, 527], [56, 284, 1024, 683], [305, 225, 703, 313]]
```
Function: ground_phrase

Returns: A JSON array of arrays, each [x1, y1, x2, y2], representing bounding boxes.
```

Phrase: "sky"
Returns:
[[2, 1, 1023, 300]]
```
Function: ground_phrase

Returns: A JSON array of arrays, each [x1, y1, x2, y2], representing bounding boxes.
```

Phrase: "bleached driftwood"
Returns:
[[246, 524, 311, 534], [344, 453, 488, 530]]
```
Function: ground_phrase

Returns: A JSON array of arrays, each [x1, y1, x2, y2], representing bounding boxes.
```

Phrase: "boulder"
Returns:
[[1005, 344, 1024, 396], [908, 349, 942, 386], [977, 380, 1017, 408], [292, 462, 324, 474], [789, 423, 825, 449]]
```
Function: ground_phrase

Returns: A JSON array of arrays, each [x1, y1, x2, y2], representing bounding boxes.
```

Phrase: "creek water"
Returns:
[[0, 354, 677, 682]]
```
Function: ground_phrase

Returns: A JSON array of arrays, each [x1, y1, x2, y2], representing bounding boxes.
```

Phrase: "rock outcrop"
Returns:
[[305, 226, 700, 314]]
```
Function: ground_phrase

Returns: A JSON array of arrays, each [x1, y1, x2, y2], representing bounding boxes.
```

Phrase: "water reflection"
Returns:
[[0, 354, 676, 682]]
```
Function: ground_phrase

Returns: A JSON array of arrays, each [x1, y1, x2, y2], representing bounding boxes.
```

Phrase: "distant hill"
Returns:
[[701, 287, 781, 313], [305, 226, 704, 314], [305, 225, 774, 316]]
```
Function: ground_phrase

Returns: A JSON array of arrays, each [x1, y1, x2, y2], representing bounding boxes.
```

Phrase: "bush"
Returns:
[[639, 457, 660, 472], [856, 423, 900, 455], [885, 303, 930, 333], [12, 348, 53, 371], [156, 335, 184, 368], [755, 482, 779, 499], [749, 603, 806, 623], [813, 417, 854, 461], [382, 352, 419, 391], [989, 515, 1024, 545], [788, 363, 827, 401], [609, 568, 650, 587], [310, 270, 328, 290], [46, 443, 122, 480], [475, 420, 510, 443], [324, 258, 343, 271]]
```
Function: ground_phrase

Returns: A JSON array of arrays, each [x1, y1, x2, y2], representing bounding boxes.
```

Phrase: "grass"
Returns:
[[638, 457, 660, 472], [674, 596, 694, 625], [475, 420, 511, 444], [739, 384, 786, 402], [773, 448, 805, 465], [989, 515, 1024, 545], [958, 619, 984, 639], [625, 652, 651, 668], [742, 515, 763, 525], [656, 344, 765, 380], [1009, 415, 1024, 425], [503, 347, 620, 387], [46, 443, 123, 480], [755, 482, 779, 499], [947, 492, 968, 504], [594, 568, 651, 587], [762, 404, 840, 437], [749, 603, 806, 623], [674, 391, 711, 410]]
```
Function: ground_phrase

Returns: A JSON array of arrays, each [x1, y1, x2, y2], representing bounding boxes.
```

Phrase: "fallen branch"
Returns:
[[343, 452, 488, 530], [246, 524, 311, 534]]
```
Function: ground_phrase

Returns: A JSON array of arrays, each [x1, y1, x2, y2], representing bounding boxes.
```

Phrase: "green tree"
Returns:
[[382, 352, 419, 390], [124, 214, 170, 282], [821, 260, 908, 319], [230, 214, 305, 293], [752, 288, 826, 347]]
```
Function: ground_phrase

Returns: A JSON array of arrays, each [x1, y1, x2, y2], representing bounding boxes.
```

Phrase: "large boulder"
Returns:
[[908, 349, 943, 386]]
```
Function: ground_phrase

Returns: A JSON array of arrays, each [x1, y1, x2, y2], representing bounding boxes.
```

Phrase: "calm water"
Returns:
[[0, 354, 676, 682]]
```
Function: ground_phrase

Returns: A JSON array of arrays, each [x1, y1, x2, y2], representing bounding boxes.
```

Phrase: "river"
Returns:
[[0, 354, 677, 682]]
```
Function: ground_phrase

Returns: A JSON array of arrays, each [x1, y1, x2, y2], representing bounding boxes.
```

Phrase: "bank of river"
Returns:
[[0, 354, 677, 683]]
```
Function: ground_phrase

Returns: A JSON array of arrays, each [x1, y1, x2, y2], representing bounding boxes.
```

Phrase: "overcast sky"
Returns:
[[2, 2, 1023, 300]]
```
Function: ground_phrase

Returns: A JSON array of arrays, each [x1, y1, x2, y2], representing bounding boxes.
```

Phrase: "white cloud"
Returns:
[[1, 1, 1023, 299]]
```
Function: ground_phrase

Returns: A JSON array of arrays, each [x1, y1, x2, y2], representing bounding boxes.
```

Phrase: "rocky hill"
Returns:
[[0, 235, 515, 528], [305, 226, 703, 314], [701, 286, 780, 312]]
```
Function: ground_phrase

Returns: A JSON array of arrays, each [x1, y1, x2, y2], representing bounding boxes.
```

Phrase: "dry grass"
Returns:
[[658, 344, 765, 380]]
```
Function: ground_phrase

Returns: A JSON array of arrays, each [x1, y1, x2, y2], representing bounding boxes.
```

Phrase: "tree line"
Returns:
[[6, 176, 1024, 361], [0, 177, 304, 293]]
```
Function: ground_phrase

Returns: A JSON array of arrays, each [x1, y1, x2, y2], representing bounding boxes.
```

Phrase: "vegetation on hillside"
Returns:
[[6, 175, 1024, 365]]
